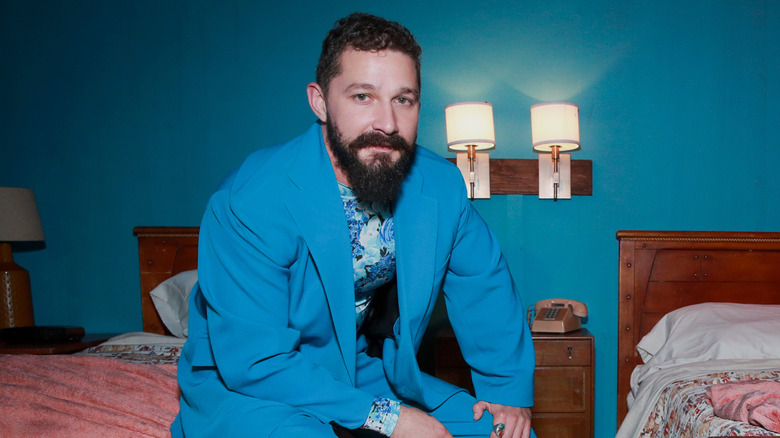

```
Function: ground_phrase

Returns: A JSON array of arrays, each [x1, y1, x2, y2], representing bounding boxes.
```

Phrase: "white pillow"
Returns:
[[637, 302, 780, 368], [149, 270, 198, 338]]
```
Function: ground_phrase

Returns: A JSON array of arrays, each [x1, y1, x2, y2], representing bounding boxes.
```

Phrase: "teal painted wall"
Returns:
[[2, 1, 779, 435]]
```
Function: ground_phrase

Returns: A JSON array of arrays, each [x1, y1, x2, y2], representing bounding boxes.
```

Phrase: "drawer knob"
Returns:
[[567, 346, 573, 360]]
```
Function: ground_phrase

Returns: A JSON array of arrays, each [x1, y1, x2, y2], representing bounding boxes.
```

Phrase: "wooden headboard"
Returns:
[[133, 226, 199, 335], [616, 230, 780, 425]]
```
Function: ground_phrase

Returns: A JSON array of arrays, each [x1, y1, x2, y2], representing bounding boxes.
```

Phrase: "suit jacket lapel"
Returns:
[[395, 169, 438, 342], [284, 124, 357, 385], [390, 163, 439, 398]]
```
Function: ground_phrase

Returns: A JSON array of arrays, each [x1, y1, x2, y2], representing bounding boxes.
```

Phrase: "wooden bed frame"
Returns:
[[134, 226, 200, 336], [616, 230, 780, 426]]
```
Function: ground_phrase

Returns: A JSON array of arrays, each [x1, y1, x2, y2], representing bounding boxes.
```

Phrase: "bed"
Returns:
[[615, 230, 780, 437], [0, 226, 199, 437]]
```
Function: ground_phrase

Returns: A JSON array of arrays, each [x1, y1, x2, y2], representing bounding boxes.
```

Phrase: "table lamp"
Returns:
[[0, 187, 45, 329]]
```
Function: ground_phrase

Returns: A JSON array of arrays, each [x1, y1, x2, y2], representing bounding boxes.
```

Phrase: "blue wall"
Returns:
[[3, 1, 779, 435]]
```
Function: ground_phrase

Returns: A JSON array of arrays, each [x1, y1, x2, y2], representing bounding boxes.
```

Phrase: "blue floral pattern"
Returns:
[[362, 396, 401, 436], [338, 183, 396, 327]]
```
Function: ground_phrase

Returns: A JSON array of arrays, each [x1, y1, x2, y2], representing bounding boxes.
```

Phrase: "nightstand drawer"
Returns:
[[534, 339, 591, 366], [533, 367, 587, 412], [532, 413, 591, 438]]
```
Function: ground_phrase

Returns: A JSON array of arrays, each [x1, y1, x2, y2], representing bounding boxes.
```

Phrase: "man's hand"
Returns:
[[390, 405, 452, 438], [472, 401, 532, 438]]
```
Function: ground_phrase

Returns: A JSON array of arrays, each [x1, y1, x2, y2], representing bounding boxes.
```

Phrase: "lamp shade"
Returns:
[[445, 102, 496, 151], [531, 102, 580, 152], [0, 187, 45, 242]]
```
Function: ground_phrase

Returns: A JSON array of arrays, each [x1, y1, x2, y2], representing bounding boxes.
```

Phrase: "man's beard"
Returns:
[[325, 118, 415, 205]]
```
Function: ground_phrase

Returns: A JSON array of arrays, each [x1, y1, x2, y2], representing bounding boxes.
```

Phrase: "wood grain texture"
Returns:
[[446, 158, 592, 195], [133, 227, 199, 335]]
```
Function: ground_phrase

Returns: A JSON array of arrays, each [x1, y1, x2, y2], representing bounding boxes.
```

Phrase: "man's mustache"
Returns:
[[349, 132, 411, 152]]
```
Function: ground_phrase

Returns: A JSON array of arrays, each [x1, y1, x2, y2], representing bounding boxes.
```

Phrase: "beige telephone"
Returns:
[[529, 299, 588, 333]]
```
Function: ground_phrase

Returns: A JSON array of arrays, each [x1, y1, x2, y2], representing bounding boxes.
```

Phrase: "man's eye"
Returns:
[[396, 96, 415, 105], [354, 94, 369, 102]]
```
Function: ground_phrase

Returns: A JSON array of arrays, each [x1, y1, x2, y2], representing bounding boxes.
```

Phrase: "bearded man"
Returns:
[[173, 12, 536, 438]]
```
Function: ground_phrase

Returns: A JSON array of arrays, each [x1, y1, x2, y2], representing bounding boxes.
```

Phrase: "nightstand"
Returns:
[[435, 328, 595, 438], [0, 333, 113, 355]]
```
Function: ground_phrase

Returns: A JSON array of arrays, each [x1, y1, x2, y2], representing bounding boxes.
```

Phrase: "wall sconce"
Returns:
[[531, 102, 580, 201], [445, 102, 495, 199], [0, 187, 45, 328]]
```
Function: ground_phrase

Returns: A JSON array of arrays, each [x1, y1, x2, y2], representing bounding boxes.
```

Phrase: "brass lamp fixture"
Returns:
[[445, 102, 496, 199], [0, 187, 45, 328], [531, 102, 581, 201]]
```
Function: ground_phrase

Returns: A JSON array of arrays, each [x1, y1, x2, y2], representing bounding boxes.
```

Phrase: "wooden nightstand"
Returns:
[[435, 328, 595, 438], [0, 333, 113, 355]]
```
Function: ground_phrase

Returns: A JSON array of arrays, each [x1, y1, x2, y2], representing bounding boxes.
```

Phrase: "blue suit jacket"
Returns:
[[175, 124, 534, 435]]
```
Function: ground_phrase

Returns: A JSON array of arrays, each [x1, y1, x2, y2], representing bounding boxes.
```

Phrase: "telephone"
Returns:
[[528, 299, 588, 333]]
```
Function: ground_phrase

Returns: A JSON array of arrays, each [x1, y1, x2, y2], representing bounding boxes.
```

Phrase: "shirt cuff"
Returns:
[[361, 396, 401, 436]]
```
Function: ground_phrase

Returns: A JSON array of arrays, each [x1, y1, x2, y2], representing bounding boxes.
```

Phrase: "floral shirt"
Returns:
[[338, 183, 396, 328], [339, 183, 401, 436]]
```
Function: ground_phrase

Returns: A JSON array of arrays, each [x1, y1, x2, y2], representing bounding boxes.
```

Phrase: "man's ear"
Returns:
[[307, 82, 328, 123]]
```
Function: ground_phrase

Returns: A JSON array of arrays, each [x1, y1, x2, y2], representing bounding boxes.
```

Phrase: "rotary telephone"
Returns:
[[528, 298, 588, 333]]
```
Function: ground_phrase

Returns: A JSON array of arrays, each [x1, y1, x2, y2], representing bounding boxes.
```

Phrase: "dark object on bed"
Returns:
[[0, 325, 84, 344], [616, 230, 780, 426]]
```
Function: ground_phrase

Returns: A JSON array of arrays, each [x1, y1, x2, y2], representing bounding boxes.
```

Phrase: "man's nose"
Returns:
[[372, 102, 399, 135]]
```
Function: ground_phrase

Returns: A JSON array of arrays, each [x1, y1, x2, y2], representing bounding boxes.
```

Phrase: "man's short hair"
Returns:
[[316, 12, 422, 95]]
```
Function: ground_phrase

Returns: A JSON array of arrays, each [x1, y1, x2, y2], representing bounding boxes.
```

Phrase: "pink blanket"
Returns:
[[0, 354, 179, 437], [707, 379, 780, 433]]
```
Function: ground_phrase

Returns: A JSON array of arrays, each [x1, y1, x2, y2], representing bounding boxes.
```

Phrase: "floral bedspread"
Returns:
[[639, 369, 780, 437], [79, 343, 182, 364], [75, 333, 184, 364]]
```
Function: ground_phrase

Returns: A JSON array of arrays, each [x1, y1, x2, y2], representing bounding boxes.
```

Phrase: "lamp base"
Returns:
[[0, 243, 35, 329], [455, 152, 491, 199], [538, 153, 572, 200]]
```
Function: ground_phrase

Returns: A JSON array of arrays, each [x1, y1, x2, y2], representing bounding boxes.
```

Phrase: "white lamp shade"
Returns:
[[0, 187, 45, 242], [531, 102, 580, 152], [445, 102, 496, 151]]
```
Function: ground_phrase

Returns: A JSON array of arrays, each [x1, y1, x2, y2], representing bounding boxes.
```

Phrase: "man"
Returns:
[[173, 12, 535, 438]]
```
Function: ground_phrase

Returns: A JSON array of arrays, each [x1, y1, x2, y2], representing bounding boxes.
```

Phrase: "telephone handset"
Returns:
[[528, 298, 588, 333]]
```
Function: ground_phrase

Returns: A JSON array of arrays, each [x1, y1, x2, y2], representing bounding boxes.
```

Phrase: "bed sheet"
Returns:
[[0, 332, 183, 437], [617, 359, 780, 438]]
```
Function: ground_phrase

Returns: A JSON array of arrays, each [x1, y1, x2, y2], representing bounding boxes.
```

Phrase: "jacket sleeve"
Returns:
[[193, 189, 375, 429], [440, 192, 535, 408]]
